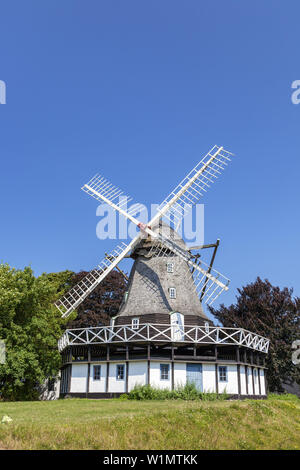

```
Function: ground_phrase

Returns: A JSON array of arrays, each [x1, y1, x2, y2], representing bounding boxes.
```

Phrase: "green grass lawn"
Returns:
[[0, 394, 299, 450]]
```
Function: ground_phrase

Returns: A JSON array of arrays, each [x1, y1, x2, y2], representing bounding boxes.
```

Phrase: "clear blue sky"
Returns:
[[1, 1, 299, 317]]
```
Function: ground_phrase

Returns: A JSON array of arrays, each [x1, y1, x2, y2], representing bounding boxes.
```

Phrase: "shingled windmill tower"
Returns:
[[56, 146, 270, 399]]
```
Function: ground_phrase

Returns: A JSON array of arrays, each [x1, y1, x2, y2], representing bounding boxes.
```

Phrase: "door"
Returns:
[[186, 363, 203, 391], [170, 312, 184, 341]]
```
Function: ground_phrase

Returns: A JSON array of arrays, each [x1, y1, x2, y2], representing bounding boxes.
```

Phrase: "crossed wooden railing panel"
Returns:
[[58, 324, 270, 354]]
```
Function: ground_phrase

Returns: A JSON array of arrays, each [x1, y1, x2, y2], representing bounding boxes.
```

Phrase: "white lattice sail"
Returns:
[[155, 145, 233, 230], [55, 241, 136, 318]]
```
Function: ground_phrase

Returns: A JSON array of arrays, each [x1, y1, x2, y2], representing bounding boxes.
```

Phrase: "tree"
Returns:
[[209, 277, 300, 392], [0, 264, 72, 400], [67, 270, 127, 328]]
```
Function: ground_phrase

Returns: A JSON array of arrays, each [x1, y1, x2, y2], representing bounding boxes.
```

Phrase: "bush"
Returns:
[[125, 383, 227, 401], [267, 392, 299, 401]]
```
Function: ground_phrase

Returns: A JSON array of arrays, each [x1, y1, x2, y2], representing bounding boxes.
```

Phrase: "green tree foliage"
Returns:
[[209, 277, 300, 392], [0, 264, 73, 400]]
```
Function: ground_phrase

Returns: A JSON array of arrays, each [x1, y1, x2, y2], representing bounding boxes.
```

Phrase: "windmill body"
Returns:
[[56, 146, 270, 399]]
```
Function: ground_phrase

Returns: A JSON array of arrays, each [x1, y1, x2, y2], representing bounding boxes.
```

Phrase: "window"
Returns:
[[116, 364, 125, 380], [160, 364, 170, 380], [169, 287, 176, 299], [167, 262, 174, 273], [93, 365, 101, 381], [48, 378, 55, 392], [219, 366, 228, 382], [132, 318, 139, 330], [204, 322, 210, 333]]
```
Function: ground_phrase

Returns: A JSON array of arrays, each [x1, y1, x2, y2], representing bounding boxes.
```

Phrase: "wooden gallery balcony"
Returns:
[[58, 324, 270, 354]]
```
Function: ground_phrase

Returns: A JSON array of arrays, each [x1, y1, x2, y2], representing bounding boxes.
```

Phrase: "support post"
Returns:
[[126, 361, 129, 394], [215, 364, 219, 394], [86, 363, 90, 398], [236, 347, 241, 398], [171, 361, 174, 391], [245, 365, 249, 395], [67, 365, 72, 394], [258, 368, 261, 396], [252, 366, 255, 396], [106, 362, 110, 394], [215, 346, 219, 394], [237, 364, 241, 398], [106, 345, 110, 394], [147, 344, 151, 386]]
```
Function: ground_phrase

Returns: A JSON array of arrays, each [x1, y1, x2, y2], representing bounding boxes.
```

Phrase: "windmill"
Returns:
[[55, 145, 232, 319], [56, 144, 270, 400]]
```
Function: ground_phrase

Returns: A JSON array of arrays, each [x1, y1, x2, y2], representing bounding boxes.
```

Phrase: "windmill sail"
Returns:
[[55, 239, 138, 318], [153, 145, 233, 230], [55, 144, 233, 317], [82, 174, 145, 217], [150, 233, 229, 305]]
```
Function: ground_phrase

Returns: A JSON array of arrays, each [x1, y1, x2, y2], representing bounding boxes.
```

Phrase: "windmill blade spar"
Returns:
[[82, 174, 145, 219], [55, 237, 139, 318], [151, 145, 233, 230]]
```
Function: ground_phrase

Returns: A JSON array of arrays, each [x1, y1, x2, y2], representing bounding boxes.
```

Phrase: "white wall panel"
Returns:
[[174, 362, 186, 388], [70, 364, 87, 393], [260, 369, 266, 395], [240, 366, 247, 395], [128, 362, 147, 391], [203, 364, 216, 392]]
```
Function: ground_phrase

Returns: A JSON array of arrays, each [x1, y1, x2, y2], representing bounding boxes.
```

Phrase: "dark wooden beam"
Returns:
[[236, 347, 240, 363], [200, 239, 220, 301], [258, 368, 261, 396], [86, 363, 90, 398], [215, 363, 219, 394], [67, 365, 72, 394], [237, 364, 241, 398], [105, 362, 110, 394], [125, 362, 129, 394], [171, 361, 174, 391], [147, 344, 151, 386]]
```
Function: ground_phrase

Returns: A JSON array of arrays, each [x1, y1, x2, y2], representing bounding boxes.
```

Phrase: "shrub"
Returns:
[[126, 383, 228, 401]]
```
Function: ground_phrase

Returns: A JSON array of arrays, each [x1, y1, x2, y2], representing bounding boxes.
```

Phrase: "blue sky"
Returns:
[[1, 1, 300, 317]]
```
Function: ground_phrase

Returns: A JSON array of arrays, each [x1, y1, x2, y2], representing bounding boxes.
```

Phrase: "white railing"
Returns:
[[58, 324, 270, 354]]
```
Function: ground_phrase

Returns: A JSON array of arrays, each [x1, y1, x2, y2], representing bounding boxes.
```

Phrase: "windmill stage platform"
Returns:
[[55, 145, 270, 399], [58, 323, 269, 399]]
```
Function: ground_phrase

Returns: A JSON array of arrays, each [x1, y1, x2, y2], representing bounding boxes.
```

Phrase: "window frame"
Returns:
[[131, 317, 139, 330], [218, 366, 228, 382], [160, 363, 170, 381], [166, 262, 174, 273], [116, 364, 125, 381], [93, 365, 101, 381], [169, 287, 176, 299]]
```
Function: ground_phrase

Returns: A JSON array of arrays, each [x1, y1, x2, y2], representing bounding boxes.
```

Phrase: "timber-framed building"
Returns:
[[58, 225, 269, 399]]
